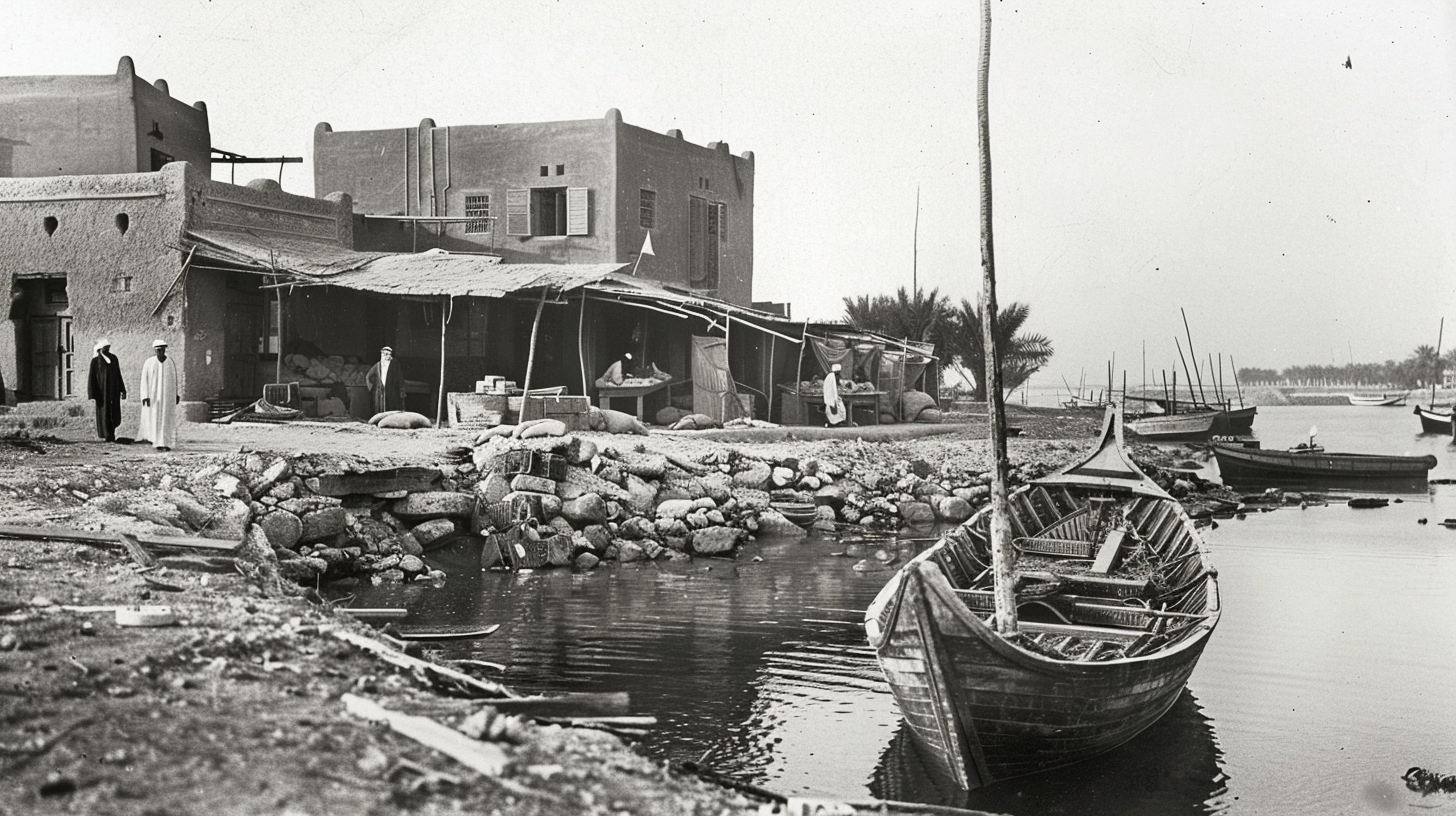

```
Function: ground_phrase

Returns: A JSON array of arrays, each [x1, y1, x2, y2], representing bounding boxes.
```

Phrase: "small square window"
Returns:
[[111, 275, 133, 293], [555, 164, 565, 176], [540, 165, 550, 177]]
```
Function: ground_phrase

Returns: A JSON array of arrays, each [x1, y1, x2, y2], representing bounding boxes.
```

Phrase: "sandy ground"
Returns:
[[0, 404, 1112, 816]]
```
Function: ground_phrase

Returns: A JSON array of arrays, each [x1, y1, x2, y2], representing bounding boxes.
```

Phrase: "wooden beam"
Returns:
[[0, 525, 241, 553], [306, 467, 442, 497]]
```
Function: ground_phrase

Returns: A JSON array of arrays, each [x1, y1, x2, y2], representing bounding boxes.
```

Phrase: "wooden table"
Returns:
[[597, 380, 671, 420], [792, 390, 886, 425]]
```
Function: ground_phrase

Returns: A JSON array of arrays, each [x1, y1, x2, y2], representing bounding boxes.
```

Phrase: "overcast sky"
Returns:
[[4, 1, 1454, 387]]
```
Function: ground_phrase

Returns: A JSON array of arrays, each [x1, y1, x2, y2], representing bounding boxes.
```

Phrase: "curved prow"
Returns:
[[1038, 407, 1171, 498]]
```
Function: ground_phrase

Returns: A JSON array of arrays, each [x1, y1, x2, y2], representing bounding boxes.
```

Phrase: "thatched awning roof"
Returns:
[[184, 230, 628, 298]]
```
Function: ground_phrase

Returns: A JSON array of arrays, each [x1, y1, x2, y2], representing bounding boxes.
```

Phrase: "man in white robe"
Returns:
[[138, 339, 180, 451], [823, 363, 848, 427]]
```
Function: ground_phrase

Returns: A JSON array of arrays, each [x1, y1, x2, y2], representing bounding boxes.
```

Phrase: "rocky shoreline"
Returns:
[[1, 408, 1266, 816]]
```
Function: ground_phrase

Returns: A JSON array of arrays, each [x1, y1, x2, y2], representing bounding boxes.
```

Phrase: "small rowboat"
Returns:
[[1348, 393, 1407, 407], [394, 624, 502, 642], [1212, 444, 1436, 483], [770, 501, 819, 527], [1123, 409, 1221, 442], [866, 410, 1220, 789]]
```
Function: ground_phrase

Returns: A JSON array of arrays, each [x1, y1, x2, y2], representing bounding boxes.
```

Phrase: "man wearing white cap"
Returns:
[[823, 363, 847, 427], [365, 345, 405, 415], [138, 339, 180, 451], [87, 338, 126, 442]]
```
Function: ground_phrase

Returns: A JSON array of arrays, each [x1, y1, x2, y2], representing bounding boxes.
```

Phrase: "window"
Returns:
[[111, 275, 133, 293], [505, 187, 589, 237], [688, 196, 720, 289], [639, 189, 656, 229], [555, 164, 565, 176], [717, 202, 727, 246], [539, 165, 550, 177], [150, 148, 173, 171], [464, 194, 491, 234]]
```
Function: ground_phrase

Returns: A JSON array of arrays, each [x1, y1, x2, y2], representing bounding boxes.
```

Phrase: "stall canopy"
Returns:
[[183, 230, 628, 297]]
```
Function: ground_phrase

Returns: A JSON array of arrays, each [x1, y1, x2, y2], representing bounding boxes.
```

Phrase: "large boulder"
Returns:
[[690, 526, 746, 555], [936, 496, 974, 523], [411, 518, 457, 548], [562, 494, 609, 524], [299, 506, 348, 544], [755, 509, 807, 538], [731, 461, 772, 489], [258, 510, 303, 550], [623, 474, 658, 515], [393, 491, 476, 520], [655, 498, 696, 520], [900, 501, 936, 526]]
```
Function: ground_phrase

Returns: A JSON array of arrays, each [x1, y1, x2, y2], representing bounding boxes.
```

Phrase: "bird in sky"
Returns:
[[1344, 56, 1353, 69]]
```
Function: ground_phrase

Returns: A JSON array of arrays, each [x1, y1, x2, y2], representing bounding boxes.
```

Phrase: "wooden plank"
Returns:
[[1089, 526, 1127, 575], [489, 692, 631, 718], [0, 524, 241, 553], [331, 628, 516, 699], [1019, 621, 1143, 644], [338, 607, 409, 622], [342, 694, 508, 776], [307, 467, 443, 497]]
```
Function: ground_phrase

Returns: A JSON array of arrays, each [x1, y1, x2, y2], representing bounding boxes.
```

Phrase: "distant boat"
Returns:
[[1211, 444, 1437, 483], [1413, 405, 1453, 435], [1124, 410, 1222, 442], [1063, 394, 1111, 409], [1348, 393, 1408, 407]]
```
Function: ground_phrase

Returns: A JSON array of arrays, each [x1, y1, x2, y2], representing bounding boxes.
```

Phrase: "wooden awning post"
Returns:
[[435, 295, 452, 427], [522, 288, 548, 396], [577, 292, 589, 397]]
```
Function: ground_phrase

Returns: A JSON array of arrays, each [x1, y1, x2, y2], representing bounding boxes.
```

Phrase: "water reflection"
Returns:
[[871, 689, 1228, 816]]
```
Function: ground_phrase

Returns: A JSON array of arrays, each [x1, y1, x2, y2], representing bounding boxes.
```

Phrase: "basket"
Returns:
[[482, 493, 544, 529], [263, 382, 301, 409], [491, 529, 549, 570], [497, 449, 567, 481]]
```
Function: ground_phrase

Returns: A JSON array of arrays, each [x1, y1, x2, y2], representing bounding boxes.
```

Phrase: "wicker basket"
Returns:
[[497, 449, 567, 481]]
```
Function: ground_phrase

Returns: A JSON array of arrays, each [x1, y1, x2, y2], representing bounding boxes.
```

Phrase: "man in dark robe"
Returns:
[[87, 338, 126, 442], [365, 346, 405, 414]]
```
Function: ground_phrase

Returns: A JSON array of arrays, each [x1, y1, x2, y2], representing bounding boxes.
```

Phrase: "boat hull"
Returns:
[[1211, 444, 1437, 482], [1348, 394, 1406, 406], [871, 561, 1213, 788], [1211, 406, 1256, 435], [1414, 406, 1454, 435], [1124, 410, 1221, 441]]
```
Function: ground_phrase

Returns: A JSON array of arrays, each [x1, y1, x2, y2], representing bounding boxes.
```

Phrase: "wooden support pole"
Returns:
[[577, 292, 588, 397], [521, 288, 548, 396], [435, 296, 452, 428]]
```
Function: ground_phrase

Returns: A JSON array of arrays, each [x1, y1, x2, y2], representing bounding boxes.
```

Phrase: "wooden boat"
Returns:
[[1212, 406, 1257, 435], [1123, 409, 1221, 441], [1211, 443, 1437, 482], [1348, 393, 1407, 407], [865, 410, 1221, 789], [1414, 405, 1454, 435]]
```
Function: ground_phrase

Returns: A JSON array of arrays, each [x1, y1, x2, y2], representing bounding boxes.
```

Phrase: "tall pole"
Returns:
[[1433, 318, 1445, 408], [976, 0, 1016, 635], [1174, 337, 1196, 409], [1230, 355, 1245, 408], [912, 184, 920, 294], [1180, 308, 1208, 405], [435, 295, 451, 428]]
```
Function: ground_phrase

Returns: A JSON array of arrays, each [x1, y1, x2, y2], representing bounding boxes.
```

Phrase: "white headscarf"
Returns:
[[94, 338, 112, 359]]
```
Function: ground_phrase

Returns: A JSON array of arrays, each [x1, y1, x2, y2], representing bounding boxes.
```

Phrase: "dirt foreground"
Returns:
[[2, 406, 1175, 816]]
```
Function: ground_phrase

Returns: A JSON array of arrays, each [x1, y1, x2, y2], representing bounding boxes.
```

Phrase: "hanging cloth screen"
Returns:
[[808, 335, 852, 376], [691, 335, 746, 422]]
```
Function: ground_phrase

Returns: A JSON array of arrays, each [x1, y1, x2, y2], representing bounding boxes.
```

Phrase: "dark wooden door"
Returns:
[[224, 303, 263, 399]]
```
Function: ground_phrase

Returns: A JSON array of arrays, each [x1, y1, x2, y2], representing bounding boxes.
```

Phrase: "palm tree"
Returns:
[[841, 286, 950, 343], [943, 299, 1054, 400]]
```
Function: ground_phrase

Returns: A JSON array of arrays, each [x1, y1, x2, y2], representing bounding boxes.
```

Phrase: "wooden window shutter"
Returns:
[[688, 196, 706, 282], [506, 189, 530, 235], [717, 202, 728, 245], [566, 187, 589, 236]]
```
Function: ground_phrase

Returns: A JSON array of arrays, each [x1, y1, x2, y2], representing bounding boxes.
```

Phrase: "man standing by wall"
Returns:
[[87, 338, 125, 442], [138, 339, 180, 451], [365, 345, 405, 415]]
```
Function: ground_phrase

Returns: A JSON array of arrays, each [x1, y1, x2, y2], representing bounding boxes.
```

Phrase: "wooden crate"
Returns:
[[481, 492, 544, 529], [447, 392, 509, 431], [519, 395, 591, 430]]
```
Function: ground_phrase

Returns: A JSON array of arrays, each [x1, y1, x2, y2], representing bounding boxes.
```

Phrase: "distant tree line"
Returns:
[[841, 286, 1054, 400], [1238, 346, 1456, 388]]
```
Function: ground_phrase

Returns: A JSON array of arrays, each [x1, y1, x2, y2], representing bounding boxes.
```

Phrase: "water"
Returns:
[[348, 405, 1456, 815]]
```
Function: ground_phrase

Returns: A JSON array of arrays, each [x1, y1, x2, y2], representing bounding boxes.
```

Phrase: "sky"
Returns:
[[4, 1, 1455, 389]]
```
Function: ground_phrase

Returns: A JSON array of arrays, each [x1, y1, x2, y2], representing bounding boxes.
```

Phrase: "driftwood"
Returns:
[[338, 608, 409, 623], [343, 694, 508, 776], [308, 467, 443, 497], [331, 628, 516, 699], [0, 524, 242, 554]]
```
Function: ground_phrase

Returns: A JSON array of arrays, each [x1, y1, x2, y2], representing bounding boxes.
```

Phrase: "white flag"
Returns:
[[640, 232, 655, 256]]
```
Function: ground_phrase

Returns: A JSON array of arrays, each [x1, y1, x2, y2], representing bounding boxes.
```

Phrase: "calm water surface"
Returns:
[[350, 406, 1456, 815]]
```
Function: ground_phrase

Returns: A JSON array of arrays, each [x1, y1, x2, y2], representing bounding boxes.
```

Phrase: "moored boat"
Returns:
[[1348, 393, 1407, 407], [1414, 405, 1454, 435], [1211, 443, 1437, 483], [1124, 409, 1221, 441], [865, 410, 1221, 789]]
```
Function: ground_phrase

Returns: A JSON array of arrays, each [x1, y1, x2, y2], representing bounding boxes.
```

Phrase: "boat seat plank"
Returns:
[[1019, 621, 1144, 644], [1088, 526, 1128, 575], [1014, 536, 1094, 559]]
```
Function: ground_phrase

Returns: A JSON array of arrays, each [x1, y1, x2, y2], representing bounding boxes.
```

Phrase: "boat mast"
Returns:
[[1181, 308, 1208, 406], [976, 0, 1017, 634], [1433, 318, 1444, 409]]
